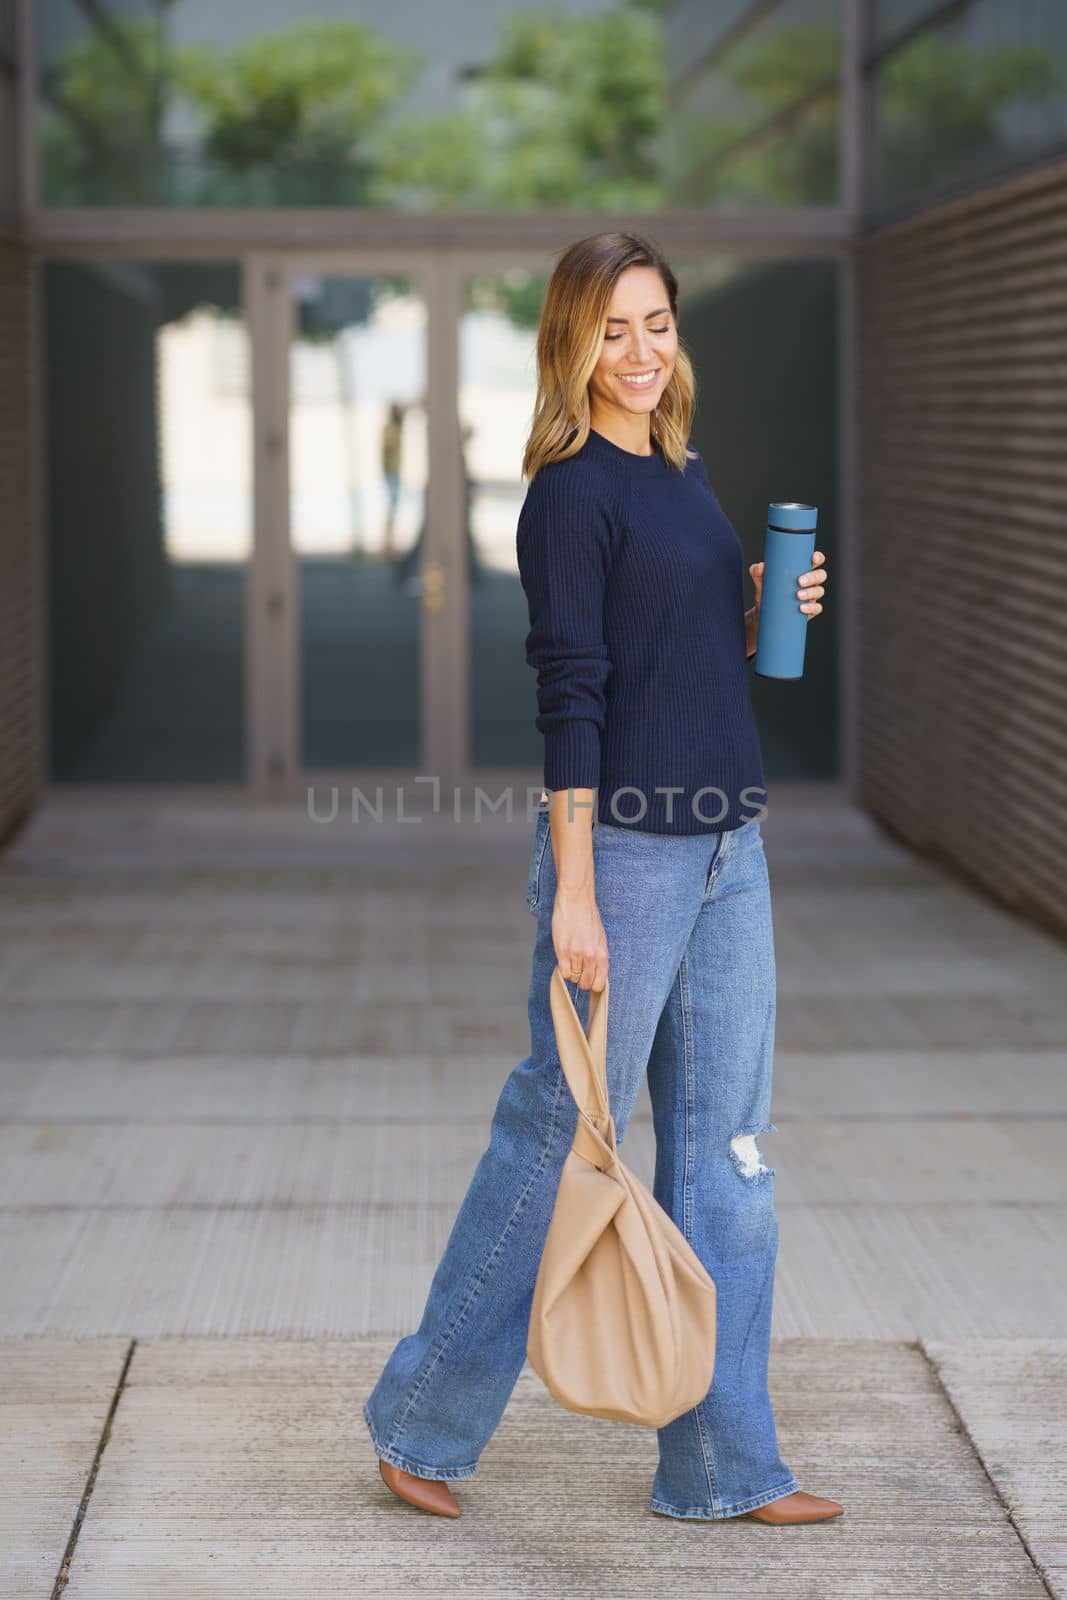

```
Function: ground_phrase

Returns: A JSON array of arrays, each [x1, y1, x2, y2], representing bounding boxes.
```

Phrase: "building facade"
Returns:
[[2, 1, 1065, 929]]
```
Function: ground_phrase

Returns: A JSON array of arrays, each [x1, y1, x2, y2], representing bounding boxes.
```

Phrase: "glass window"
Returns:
[[45, 261, 249, 781], [873, 1, 946, 44], [680, 255, 839, 779], [869, 0, 1067, 211], [35, 0, 841, 212], [463, 269, 546, 769], [289, 273, 428, 770], [664, 0, 840, 209]]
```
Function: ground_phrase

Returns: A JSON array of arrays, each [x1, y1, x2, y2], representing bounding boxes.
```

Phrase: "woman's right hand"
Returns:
[[552, 883, 609, 992], [545, 788, 609, 992]]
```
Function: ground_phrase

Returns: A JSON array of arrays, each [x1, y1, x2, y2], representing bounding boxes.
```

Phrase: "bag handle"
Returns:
[[549, 965, 611, 1128]]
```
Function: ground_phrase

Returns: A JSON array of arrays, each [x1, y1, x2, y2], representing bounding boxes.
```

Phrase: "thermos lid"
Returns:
[[768, 501, 818, 532]]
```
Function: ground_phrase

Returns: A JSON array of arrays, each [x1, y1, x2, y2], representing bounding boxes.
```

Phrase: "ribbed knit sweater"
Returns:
[[516, 425, 767, 835]]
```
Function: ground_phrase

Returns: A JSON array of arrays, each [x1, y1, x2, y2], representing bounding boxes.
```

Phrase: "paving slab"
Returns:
[[5, 988, 1067, 1056], [1, 1113, 1063, 1210], [4, 1197, 1062, 1342], [2, 1047, 1067, 1122], [0, 1338, 129, 1599], [924, 1340, 1067, 1599], [56, 1336, 1047, 1600], [2, 791, 1064, 1593]]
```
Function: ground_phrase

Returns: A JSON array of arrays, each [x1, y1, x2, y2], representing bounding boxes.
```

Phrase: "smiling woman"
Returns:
[[511, 233, 769, 841], [363, 228, 842, 1530], [521, 232, 696, 478], [592, 275, 678, 439]]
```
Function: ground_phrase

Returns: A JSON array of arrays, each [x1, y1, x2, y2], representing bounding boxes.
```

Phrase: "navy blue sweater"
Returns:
[[516, 426, 766, 835]]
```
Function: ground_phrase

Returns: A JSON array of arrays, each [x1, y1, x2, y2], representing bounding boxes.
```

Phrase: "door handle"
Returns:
[[420, 561, 446, 615]]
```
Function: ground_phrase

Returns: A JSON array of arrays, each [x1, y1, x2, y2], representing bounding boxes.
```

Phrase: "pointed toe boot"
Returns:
[[378, 1457, 462, 1518], [744, 1490, 844, 1525]]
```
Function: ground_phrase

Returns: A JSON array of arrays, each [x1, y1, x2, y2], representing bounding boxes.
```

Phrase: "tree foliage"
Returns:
[[36, 6, 1067, 308], [173, 22, 421, 205], [371, 5, 666, 212]]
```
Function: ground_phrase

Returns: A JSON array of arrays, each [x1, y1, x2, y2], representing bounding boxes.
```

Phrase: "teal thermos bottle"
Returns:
[[753, 501, 819, 679]]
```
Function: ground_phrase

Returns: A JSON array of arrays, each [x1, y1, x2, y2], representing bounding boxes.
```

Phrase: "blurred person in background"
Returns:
[[380, 400, 405, 561]]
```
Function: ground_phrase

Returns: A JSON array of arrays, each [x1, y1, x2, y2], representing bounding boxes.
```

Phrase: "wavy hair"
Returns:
[[522, 231, 695, 481]]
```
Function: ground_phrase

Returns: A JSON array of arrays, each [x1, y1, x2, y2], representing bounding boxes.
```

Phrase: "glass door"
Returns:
[[289, 271, 428, 771], [249, 250, 571, 804], [248, 257, 436, 794], [460, 267, 549, 774]]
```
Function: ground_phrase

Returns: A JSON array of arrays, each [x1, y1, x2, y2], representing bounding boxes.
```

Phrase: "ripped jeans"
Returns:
[[362, 807, 799, 1520]]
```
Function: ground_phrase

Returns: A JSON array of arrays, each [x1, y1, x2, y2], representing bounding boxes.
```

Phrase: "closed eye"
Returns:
[[606, 326, 670, 341]]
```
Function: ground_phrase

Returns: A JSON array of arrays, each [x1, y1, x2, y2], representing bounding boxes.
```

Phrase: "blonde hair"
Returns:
[[522, 231, 696, 481]]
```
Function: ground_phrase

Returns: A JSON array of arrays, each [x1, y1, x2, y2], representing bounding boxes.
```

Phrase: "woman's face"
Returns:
[[588, 265, 677, 422]]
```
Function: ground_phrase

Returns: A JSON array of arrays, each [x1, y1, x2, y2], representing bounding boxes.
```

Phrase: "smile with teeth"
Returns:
[[617, 369, 659, 389]]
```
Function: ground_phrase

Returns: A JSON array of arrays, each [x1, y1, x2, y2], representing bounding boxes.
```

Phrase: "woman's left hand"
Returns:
[[748, 548, 829, 619], [796, 549, 828, 618]]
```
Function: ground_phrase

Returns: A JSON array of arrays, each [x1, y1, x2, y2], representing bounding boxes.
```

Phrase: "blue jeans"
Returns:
[[363, 808, 799, 1519]]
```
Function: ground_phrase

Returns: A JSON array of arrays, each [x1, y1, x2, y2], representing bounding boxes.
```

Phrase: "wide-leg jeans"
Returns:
[[363, 808, 799, 1519]]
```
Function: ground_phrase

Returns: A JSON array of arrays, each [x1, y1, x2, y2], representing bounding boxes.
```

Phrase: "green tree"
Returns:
[[173, 22, 422, 206], [38, 8, 1065, 237], [371, 5, 667, 213], [669, 25, 1065, 210], [39, 17, 172, 204], [38, 16, 423, 208]]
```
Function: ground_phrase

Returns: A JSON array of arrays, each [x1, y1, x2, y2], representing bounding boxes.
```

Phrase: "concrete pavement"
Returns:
[[1, 785, 1063, 1596]]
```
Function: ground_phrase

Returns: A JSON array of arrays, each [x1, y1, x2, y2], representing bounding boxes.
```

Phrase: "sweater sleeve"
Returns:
[[516, 463, 614, 792]]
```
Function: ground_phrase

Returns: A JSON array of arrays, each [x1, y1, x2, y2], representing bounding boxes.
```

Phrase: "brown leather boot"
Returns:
[[378, 1457, 462, 1518], [744, 1490, 844, 1525]]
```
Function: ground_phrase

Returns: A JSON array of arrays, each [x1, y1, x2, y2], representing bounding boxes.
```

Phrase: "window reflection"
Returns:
[[462, 271, 545, 768], [291, 274, 427, 770], [869, 1, 1067, 210], [36, 0, 843, 213], [665, 0, 840, 209], [45, 261, 248, 781]]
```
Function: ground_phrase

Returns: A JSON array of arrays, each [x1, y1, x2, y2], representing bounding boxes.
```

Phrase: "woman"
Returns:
[[364, 231, 841, 1526]]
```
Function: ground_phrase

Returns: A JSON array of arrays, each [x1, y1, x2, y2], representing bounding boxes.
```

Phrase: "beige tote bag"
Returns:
[[526, 965, 718, 1428]]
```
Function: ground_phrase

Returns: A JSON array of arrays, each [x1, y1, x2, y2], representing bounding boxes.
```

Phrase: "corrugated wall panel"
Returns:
[[0, 238, 39, 843], [856, 157, 1067, 937]]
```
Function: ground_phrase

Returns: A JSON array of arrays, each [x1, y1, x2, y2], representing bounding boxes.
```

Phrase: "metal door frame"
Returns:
[[246, 248, 453, 800], [246, 245, 590, 806]]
